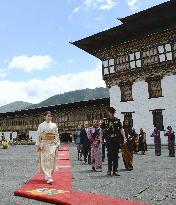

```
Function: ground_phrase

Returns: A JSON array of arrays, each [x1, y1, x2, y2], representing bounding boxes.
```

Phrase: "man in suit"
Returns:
[[80, 121, 91, 164]]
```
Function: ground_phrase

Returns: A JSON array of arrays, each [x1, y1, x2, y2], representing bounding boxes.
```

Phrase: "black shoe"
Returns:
[[107, 171, 111, 176], [92, 167, 95, 171]]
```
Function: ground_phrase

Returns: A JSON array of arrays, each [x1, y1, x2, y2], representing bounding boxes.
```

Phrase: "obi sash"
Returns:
[[41, 133, 55, 141]]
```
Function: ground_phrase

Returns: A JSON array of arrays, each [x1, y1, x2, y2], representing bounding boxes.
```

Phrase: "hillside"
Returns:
[[27, 87, 109, 109], [0, 87, 109, 113], [0, 101, 32, 113]]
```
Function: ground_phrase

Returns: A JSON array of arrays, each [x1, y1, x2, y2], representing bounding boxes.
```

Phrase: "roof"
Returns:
[[0, 97, 110, 118], [71, 0, 176, 58]]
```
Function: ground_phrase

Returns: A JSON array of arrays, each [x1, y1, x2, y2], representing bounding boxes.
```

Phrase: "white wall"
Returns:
[[109, 75, 176, 144], [28, 130, 38, 143]]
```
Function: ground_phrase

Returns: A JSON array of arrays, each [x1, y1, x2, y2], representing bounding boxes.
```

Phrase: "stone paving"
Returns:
[[0, 144, 175, 205]]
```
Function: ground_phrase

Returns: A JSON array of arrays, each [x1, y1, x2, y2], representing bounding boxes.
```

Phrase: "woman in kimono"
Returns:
[[36, 111, 60, 184], [164, 126, 175, 157], [151, 127, 161, 156], [121, 120, 133, 171], [88, 120, 102, 172], [138, 128, 147, 155]]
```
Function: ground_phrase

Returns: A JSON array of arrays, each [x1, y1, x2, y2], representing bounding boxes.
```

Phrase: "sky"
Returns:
[[0, 0, 169, 106]]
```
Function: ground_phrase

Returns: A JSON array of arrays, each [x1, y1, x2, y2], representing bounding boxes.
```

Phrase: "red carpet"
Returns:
[[15, 144, 150, 205]]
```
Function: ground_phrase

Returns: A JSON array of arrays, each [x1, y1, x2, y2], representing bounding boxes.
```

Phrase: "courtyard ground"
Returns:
[[0, 144, 175, 205]]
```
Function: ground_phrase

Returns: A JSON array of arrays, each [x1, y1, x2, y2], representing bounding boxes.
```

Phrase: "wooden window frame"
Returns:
[[119, 81, 134, 102], [142, 46, 159, 66], [129, 51, 141, 69], [147, 77, 163, 99], [102, 58, 115, 76], [116, 54, 130, 71], [157, 43, 173, 63], [150, 109, 165, 131]]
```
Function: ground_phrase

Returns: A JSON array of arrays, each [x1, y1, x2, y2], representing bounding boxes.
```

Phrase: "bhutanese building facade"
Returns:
[[72, 1, 176, 144]]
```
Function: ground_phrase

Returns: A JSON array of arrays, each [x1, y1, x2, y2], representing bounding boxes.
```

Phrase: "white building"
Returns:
[[72, 1, 176, 144]]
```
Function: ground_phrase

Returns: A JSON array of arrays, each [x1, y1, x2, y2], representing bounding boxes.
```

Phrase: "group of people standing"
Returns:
[[151, 126, 175, 157], [75, 107, 149, 176], [75, 106, 176, 176]]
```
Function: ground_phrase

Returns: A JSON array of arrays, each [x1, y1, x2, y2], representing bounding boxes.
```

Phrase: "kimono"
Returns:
[[122, 128, 133, 171], [164, 131, 175, 157], [151, 129, 161, 156], [88, 126, 102, 171], [138, 131, 147, 154], [36, 121, 60, 180]]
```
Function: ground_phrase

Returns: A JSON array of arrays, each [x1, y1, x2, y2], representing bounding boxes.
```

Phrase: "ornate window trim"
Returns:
[[157, 43, 173, 63], [146, 76, 163, 99], [172, 40, 176, 61], [119, 81, 134, 102], [142, 46, 158, 66], [116, 54, 130, 71], [149, 109, 165, 131], [102, 58, 115, 76], [129, 51, 141, 69]]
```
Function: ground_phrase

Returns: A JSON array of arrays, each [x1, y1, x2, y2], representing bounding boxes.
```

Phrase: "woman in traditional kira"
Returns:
[[138, 128, 148, 155], [131, 128, 139, 154], [121, 120, 133, 171], [151, 127, 161, 156], [36, 111, 60, 184], [88, 120, 102, 172], [164, 126, 175, 157]]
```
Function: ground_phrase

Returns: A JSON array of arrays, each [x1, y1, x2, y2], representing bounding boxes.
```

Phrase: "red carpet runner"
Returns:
[[14, 144, 150, 205]]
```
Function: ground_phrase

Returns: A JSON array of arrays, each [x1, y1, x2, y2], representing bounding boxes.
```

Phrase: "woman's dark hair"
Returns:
[[44, 111, 52, 117]]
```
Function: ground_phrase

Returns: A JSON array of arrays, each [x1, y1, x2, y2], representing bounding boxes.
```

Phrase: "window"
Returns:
[[142, 47, 158, 66], [158, 43, 172, 62], [122, 112, 134, 128], [152, 110, 164, 131], [102, 58, 115, 75], [129, 51, 141, 69], [116, 54, 130, 71], [148, 77, 162, 98], [120, 82, 133, 102], [173, 42, 176, 60]]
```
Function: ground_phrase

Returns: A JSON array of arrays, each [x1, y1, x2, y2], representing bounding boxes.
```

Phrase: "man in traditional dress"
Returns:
[[138, 128, 147, 155], [36, 111, 60, 184], [100, 107, 126, 176], [80, 121, 91, 164], [151, 127, 161, 156], [164, 126, 175, 157], [88, 120, 102, 172]]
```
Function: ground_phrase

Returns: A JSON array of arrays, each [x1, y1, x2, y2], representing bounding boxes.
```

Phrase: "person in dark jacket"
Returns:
[[100, 107, 126, 176], [80, 121, 91, 164]]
